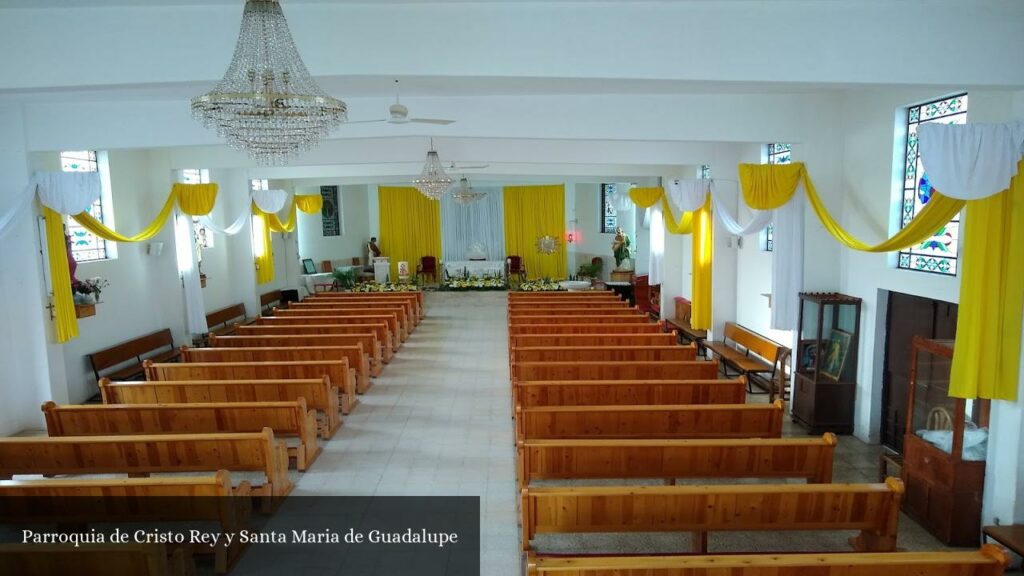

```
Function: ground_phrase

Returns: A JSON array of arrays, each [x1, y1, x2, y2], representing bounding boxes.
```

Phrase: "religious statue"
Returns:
[[611, 226, 632, 270], [368, 237, 382, 258], [65, 231, 79, 286]]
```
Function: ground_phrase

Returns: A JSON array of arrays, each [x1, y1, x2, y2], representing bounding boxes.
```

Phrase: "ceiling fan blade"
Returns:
[[450, 164, 489, 170], [409, 118, 456, 125], [344, 119, 387, 124]]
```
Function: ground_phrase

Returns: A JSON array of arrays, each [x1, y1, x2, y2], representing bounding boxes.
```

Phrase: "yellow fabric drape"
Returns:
[[44, 206, 79, 343], [252, 206, 275, 285], [266, 202, 297, 233], [691, 196, 714, 330], [294, 194, 323, 214], [378, 186, 442, 280], [630, 187, 696, 235], [504, 184, 567, 280], [739, 163, 803, 210], [71, 193, 176, 243], [950, 161, 1024, 400], [174, 183, 218, 216], [629, 187, 663, 208]]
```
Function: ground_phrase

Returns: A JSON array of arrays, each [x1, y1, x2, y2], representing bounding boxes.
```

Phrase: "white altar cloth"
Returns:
[[443, 260, 504, 279]]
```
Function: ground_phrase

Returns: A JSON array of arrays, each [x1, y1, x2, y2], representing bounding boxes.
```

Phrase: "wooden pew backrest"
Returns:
[[88, 328, 178, 381], [260, 289, 283, 313], [518, 378, 747, 407], [205, 303, 249, 332], [514, 360, 719, 382]]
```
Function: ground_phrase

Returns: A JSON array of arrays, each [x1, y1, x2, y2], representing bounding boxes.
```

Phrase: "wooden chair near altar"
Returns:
[[507, 255, 527, 283], [417, 256, 438, 285]]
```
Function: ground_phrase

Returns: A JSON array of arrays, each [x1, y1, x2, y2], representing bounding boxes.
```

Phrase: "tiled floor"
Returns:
[[285, 290, 952, 573]]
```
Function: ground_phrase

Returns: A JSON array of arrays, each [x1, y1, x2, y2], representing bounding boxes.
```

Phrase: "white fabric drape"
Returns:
[[440, 187, 505, 262], [770, 191, 805, 331], [251, 188, 288, 214], [0, 182, 37, 238], [664, 178, 709, 215], [648, 203, 666, 285], [710, 180, 773, 235], [174, 211, 207, 334], [33, 171, 102, 214], [198, 207, 250, 236], [918, 120, 1024, 200]]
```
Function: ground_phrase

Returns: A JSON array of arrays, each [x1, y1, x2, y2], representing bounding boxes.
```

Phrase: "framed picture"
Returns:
[[798, 340, 818, 372], [302, 258, 316, 275], [821, 329, 852, 380]]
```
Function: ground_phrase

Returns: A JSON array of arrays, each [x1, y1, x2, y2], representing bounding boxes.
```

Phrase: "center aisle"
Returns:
[[290, 290, 519, 575]]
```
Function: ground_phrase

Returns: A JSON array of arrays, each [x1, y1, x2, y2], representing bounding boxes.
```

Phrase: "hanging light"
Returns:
[[191, 0, 347, 165], [450, 177, 485, 205], [412, 140, 453, 200]]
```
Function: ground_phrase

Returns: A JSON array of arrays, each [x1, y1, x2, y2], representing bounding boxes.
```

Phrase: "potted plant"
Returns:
[[72, 277, 109, 318], [331, 268, 358, 291]]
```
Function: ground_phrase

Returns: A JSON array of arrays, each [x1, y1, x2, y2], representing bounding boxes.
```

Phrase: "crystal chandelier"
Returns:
[[191, 0, 347, 165], [451, 177, 485, 205], [412, 141, 453, 200]]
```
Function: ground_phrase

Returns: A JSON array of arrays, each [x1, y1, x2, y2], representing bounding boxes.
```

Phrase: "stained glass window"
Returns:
[[700, 165, 711, 180], [60, 151, 107, 262], [763, 143, 792, 252], [182, 169, 213, 249], [897, 94, 967, 275], [251, 179, 269, 192], [600, 183, 618, 234]]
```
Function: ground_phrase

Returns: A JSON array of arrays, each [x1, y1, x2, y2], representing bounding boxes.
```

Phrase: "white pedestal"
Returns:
[[372, 257, 390, 283]]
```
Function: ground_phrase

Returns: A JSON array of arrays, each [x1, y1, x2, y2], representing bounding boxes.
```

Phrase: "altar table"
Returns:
[[443, 260, 504, 279]]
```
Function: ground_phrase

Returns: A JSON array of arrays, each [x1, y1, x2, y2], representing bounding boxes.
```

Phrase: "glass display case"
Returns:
[[902, 336, 989, 546], [791, 292, 862, 434]]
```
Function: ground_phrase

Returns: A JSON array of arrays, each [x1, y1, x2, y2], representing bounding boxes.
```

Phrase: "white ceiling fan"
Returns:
[[446, 162, 489, 170], [347, 80, 456, 125]]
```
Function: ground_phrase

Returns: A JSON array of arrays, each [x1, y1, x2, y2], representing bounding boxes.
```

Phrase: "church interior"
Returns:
[[1, 1, 1023, 574]]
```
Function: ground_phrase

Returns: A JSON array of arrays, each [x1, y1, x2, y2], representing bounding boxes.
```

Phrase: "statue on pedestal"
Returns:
[[611, 226, 633, 271]]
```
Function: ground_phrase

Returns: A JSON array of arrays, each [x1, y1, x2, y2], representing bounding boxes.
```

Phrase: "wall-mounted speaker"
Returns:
[[147, 241, 164, 256]]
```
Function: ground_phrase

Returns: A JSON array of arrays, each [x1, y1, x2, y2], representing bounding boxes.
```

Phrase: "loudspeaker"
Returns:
[[147, 242, 164, 256]]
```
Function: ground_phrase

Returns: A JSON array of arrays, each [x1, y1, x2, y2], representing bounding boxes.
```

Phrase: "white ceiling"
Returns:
[[0, 0, 868, 8]]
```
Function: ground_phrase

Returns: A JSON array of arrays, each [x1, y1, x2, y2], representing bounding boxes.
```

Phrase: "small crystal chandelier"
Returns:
[[412, 140, 453, 200], [451, 177, 485, 205], [191, 0, 347, 165]]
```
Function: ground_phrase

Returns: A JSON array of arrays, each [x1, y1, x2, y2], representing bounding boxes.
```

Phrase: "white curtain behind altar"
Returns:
[[440, 186, 505, 262]]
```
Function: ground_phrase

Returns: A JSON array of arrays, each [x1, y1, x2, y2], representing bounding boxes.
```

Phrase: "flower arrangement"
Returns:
[[517, 278, 564, 292], [331, 268, 358, 290], [72, 277, 109, 304], [352, 281, 420, 293], [444, 276, 508, 291]]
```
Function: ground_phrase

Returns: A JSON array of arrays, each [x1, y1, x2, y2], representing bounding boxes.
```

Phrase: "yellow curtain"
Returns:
[[691, 196, 714, 330], [739, 163, 803, 210], [44, 207, 79, 343], [950, 162, 1024, 400], [629, 186, 695, 235], [378, 186, 442, 280], [294, 194, 323, 214], [174, 183, 218, 216], [503, 185, 567, 280], [266, 202, 297, 233], [629, 187, 663, 208], [71, 193, 176, 243], [259, 194, 322, 233], [252, 205, 275, 285]]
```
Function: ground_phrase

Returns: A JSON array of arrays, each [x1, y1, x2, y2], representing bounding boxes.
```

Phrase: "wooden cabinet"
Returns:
[[901, 337, 988, 547], [791, 292, 861, 435]]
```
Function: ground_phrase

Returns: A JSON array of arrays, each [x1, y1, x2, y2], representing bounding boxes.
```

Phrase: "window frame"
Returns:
[[762, 143, 791, 252], [61, 150, 113, 263], [600, 183, 618, 234]]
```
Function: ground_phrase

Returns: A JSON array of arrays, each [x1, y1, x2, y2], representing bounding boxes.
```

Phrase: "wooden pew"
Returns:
[[88, 328, 180, 382], [521, 478, 906, 553], [705, 322, 790, 401], [43, 400, 320, 471], [510, 291, 620, 299], [509, 314, 651, 325], [0, 428, 292, 498], [513, 345, 697, 364], [509, 324, 662, 336], [260, 288, 283, 314], [525, 548, 1010, 576], [145, 360, 357, 414], [289, 299, 418, 327], [244, 321, 394, 361], [258, 313, 401, 346], [517, 434, 837, 488], [182, 344, 371, 394], [213, 332, 383, 376], [516, 401, 785, 441], [1, 471, 248, 573], [508, 300, 629, 309], [514, 360, 719, 382], [100, 377, 340, 438], [205, 302, 255, 336], [308, 291, 423, 319], [666, 296, 707, 354], [273, 308, 409, 342], [509, 307, 640, 317], [519, 378, 748, 408], [0, 544, 194, 576]]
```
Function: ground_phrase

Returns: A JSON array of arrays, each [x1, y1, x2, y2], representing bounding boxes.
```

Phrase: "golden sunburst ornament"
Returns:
[[535, 235, 559, 255]]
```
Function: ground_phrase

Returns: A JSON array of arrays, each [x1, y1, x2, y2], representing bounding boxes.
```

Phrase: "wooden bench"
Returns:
[[509, 307, 640, 317], [0, 471, 248, 573], [525, 548, 1009, 576], [705, 322, 791, 402], [521, 478, 905, 553], [517, 433, 837, 488], [260, 289, 283, 314], [508, 323, 662, 336], [509, 314, 651, 325], [290, 300, 418, 327], [518, 378, 748, 408], [145, 359, 357, 414], [248, 320, 394, 361], [309, 291, 423, 319], [516, 401, 785, 441], [43, 400, 320, 471], [0, 428, 292, 499], [509, 291, 620, 299], [214, 332, 382, 376], [88, 328, 181, 382], [666, 296, 707, 356], [183, 344, 371, 394], [205, 302, 255, 336], [100, 377, 340, 438], [0, 544, 194, 576], [509, 333, 678, 353], [273, 309, 408, 342], [513, 345, 697, 364]]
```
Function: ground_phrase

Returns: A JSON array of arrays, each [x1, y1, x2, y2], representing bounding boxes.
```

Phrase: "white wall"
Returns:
[[571, 182, 636, 280], [294, 182, 371, 266]]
